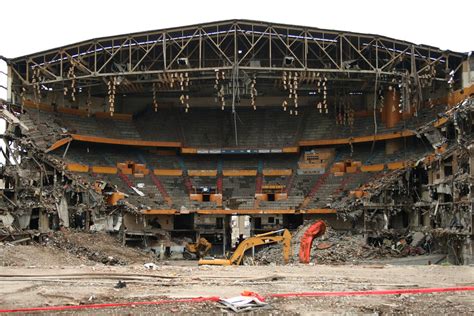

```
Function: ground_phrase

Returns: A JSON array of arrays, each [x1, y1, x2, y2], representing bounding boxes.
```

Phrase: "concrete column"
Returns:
[[382, 89, 402, 128], [422, 211, 430, 227], [409, 209, 420, 228], [7, 65, 13, 102], [462, 237, 473, 265], [469, 145, 474, 183], [39, 210, 49, 233]]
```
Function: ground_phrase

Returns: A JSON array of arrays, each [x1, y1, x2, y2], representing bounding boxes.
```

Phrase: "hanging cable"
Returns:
[[231, 64, 239, 146], [370, 71, 380, 155]]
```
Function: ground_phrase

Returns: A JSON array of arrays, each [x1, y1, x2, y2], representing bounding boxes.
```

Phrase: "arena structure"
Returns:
[[1, 20, 473, 262]]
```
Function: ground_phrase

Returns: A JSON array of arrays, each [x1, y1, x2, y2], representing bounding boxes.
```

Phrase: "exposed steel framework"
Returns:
[[9, 19, 466, 88]]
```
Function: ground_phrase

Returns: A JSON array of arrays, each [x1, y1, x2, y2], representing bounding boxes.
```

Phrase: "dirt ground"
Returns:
[[0, 232, 473, 314], [0, 260, 473, 314]]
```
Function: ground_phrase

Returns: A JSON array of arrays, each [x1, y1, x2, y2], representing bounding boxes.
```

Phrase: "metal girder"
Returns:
[[9, 20, 465, 87]]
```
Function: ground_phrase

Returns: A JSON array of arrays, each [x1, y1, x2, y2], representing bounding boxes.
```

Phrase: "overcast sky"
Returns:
[[0, 0, 473, 100]]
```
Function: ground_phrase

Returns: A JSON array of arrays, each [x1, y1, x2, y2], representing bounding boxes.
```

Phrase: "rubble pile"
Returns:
[[312, 228, 430, 264], [42, 232, 126, 265], [40, 231, 153, 265], [254, 223, 432, 265]]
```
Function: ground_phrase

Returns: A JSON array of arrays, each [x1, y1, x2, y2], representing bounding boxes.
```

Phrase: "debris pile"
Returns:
[[312, 228, 430, 264], [254, 223, 433, 265], [40, 230, 154, 265]]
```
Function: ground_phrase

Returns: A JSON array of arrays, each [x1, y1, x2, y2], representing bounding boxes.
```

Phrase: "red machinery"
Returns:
[[299, 220, 327, 263]]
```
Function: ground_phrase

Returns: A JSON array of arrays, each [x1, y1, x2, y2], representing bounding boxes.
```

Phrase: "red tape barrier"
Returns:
[[0, 297, 221, 313], [0, 287, 472, 313]]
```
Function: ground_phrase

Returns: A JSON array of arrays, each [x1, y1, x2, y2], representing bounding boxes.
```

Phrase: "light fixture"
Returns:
[[283, 56, 295, 66], [177, 58, 189, 67]]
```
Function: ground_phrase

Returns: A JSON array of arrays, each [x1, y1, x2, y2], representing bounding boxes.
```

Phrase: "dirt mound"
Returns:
[[1, 230, 156, 267], [0, 243, 87, 267]]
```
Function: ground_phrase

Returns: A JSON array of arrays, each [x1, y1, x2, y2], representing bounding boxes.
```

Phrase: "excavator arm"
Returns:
[[299, 220, 326, 263], [185, 237, 212, 259], [199, 229, 291, 265]]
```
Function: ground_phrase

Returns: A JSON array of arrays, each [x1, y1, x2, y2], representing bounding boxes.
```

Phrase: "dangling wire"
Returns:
[[107, 77, 117, 116], [152, 83, 158, 112], [370, 71, 380, 155]]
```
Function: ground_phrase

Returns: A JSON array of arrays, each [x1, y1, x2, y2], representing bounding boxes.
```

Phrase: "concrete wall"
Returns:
[[123, 213, 173, 231]]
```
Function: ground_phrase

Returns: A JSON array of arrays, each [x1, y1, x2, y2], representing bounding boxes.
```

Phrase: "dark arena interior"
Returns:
[[0, 19, 473, 314]]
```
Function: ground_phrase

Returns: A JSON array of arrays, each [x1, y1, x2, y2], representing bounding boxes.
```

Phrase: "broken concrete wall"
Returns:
[[332, 97, 473, 264]]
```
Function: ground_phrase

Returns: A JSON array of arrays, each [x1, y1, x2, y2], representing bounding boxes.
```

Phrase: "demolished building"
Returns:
[[0, 20, 472, 263]]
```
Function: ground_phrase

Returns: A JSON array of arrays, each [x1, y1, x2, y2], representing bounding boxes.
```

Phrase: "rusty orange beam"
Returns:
[[46, 137, 72, 153], [23, 99, 54, 112], [66, 163, 89, 172], [153, 169, 183, 176], [197, 209, 298, 214], [140, 209, 336, 215], [298, 130, 414, 147], [91, 166, 117, 174], [304, 209, 337, 214], [70, 134, 181, 148], [141, 209, 177, 215]]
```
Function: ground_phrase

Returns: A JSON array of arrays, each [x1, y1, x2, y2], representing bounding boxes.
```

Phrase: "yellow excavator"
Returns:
[[184, 237, 212, 259], [198, 229, 292, 265]]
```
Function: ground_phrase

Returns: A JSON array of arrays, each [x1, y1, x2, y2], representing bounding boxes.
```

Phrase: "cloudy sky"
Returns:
[[0, 0, 472, 99]]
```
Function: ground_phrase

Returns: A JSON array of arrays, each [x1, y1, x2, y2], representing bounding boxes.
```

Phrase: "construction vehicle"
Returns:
[[198, 229, 291, 265], [299, 220, 326, 263], [184, 237, 212, 259]]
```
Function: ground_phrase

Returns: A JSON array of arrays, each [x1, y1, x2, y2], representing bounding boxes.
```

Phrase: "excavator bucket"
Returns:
[[298, 220, 326, 264]]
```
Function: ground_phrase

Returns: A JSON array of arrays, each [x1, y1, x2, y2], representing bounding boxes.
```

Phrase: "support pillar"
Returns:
[[381, 89, 402, 128], [462, 237, 473, 265], [6, 65, 13, 102], [39, 210, 49, 233]]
